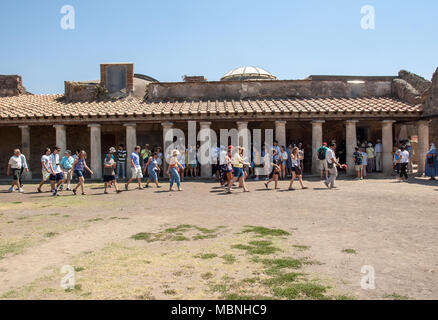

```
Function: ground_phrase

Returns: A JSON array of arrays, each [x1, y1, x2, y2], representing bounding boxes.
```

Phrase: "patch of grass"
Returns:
[[193, 234, 217, 240], [335, 295, 356, 300], [273, 282, 329, 300], [254, 258, 303, 271], [110, 217, 129, 220], [232, 243, 280, 255], [16, 216, 28, 220], [74, 267, 85, 272], [242, 225, 290, 237], [384, 293, 410, 300], [248, 240, 274, 247], [173, 235, 189, 241], [131, 232, 151, 241], [11, 202, 22, 204], [163, 289, 177, 296], [342, 249, 357, 254], [50, 213, 60, 216], [225, 293, 273, 300], [195, 253, 218, 259], [264, 272, 304, 286], [173, 271, 183, 277], [62, 215, 71, 218], [242, 277, 260, 284], [220, 254, 236, 264], [7, 221, 14, 224], [201, 272, 214, 280], [44, 232, 58, 238], [165, 224, 193, 233], [65, 284, 82, 292], [209, 283, 228, 294], [87, 218, 103, 222], [293, 245, 310, 251]]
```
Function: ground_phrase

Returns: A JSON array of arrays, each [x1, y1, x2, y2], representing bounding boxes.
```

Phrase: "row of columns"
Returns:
[[17, 119, 430, 180]]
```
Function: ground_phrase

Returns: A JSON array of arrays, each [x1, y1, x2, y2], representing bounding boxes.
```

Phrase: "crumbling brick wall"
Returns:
[[0, 75, 28, 97]]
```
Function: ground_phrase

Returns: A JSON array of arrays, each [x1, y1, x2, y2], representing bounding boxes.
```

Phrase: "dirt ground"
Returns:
[[0, 175, 437, 300]]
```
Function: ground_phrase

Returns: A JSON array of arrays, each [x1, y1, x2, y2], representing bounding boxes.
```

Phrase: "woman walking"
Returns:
[[167, 149, 184, 191], [72, 151, 94, 195], [425, 143, 437, 180], [144, 152, 161, 188], [7, 149, 24, 193], [288, 147, 308, 190], [228, 146, 249, 193], [37, 148, 52, 193], [280, 146, 288, 180], [264, 149, 281, 190]]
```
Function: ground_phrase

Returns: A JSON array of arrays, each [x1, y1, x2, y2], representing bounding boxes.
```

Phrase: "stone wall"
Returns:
[[64, 81, 107, 101], [423, 67, 438, 146], [398, 70, 431, 94], [0, 75, 28, 97], [148, 78, 393, 100]]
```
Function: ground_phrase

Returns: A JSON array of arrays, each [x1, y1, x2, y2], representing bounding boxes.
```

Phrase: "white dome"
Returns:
[[221, 66, 277, 81]]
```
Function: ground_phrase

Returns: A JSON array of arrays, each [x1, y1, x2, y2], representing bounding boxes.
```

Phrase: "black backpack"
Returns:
[[317, 147, 326, 160]]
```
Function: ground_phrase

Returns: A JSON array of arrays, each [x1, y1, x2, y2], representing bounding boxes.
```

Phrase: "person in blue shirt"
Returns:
[[60, 150, 74, 191], [125, 146, 143, 190]]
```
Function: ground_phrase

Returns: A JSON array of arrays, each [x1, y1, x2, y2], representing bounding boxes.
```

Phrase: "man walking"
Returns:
[[125, 146, 143, 190], [324, 143, 341, 189], [116, 144, 127, 180], [375, 139, 383, 172], [60, 150, 74, 191], [317, 142, 328, 180], [49, 146, 65, 196]]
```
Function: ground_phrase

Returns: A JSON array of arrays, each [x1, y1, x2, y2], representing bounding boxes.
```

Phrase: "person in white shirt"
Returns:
[[37, 148, 52, 193], [49, 146, 65, 196], [374, 139, 383, 172], [396, 146, 410, 181], [18, 151, 29, 189], [279, 146, 288, 180], [324, 143, 341, 189], [7, 148, 24, 193], [361, 147, 368, 178]]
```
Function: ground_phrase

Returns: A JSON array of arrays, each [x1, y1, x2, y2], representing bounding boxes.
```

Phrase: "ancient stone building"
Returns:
[[0, 63, 435, 180]]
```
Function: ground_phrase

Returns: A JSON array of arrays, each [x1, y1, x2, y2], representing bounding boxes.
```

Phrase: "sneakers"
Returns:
[[324, 181, 330, 188], [19, 188, 24, 193], [8, 187, 13, 193], [59, 185, 63, 191], [52, 189, 58, 196], [125, 183, 128, 191]]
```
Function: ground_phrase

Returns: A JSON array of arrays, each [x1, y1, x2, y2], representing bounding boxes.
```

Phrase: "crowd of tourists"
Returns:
[[4, 138, 438, 195]]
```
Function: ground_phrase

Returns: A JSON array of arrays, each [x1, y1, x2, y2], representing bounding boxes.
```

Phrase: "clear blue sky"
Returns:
[[0, 0, 437, 94]]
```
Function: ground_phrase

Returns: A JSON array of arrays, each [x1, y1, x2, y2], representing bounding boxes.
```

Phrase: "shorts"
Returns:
[[233, 167, 244, 178], [355, 164, 363, 171], [282, 160, 286, 166], [11, 168, 21, 180], [50, 172, 64, 182], [320, 160, 328, 171], [104, 175, 116, 182], [63, 168, 73, 180], [269, 169, 279, 179], [149, 169, 158, 182], [291, 166, 302, 175], [131, 167, 143, 179], [74, 170, 84, 178], [42, 170, 51, 181]]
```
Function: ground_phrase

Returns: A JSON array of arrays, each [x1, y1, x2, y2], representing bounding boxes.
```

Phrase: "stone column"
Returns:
[[275, 120, 287, 147], [162, 122, 174, 174], [417, 120, 430, 175], [199, 122, 212, 178], [19, 125, 32, 180], [88, 124, 102, 179], [53, 124, 67, 155], [382, 120, 395, 176], [124, 123, 137, 178], [237, 121, 251, 164], [345, 120, 358, 176], [311, 120, 324, 175]]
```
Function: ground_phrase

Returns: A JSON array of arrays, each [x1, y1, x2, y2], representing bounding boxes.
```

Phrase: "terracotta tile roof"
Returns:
[[0, 94, 422, 122]]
